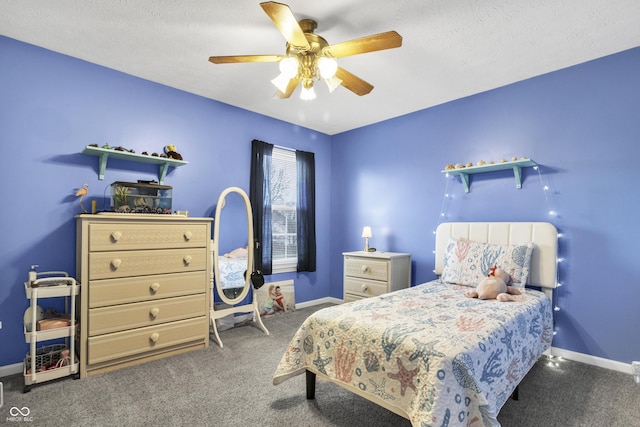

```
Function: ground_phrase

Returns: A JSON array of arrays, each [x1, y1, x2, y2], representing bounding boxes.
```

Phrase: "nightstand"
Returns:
[[342, 251, 411, 303]]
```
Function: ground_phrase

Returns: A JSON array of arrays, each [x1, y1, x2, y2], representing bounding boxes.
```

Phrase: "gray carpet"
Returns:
[[1, 303, 638, 426]]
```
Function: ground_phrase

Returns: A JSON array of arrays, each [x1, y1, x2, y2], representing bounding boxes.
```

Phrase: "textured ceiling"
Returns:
[[2, 0, 640, 135]]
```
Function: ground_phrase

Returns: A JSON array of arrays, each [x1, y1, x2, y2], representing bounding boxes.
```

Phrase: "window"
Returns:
[[271, 147, 297, 273], [250, 139, 315, 275]]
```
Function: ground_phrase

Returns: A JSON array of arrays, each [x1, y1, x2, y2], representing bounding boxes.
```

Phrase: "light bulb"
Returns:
[[300, 80, 316, 100], [323, 75, 343, 93], [317, 57, 337, 79], [279, 57, 299, 78], [271, 73, 291, 93]]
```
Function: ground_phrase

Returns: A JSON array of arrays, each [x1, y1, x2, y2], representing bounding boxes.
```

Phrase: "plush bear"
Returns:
[[464, 265, 521, 302], [164, 144, 183, 160]]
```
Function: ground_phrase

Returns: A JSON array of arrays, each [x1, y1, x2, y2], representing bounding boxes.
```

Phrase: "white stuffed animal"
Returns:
[[464, 265, 521, 302]]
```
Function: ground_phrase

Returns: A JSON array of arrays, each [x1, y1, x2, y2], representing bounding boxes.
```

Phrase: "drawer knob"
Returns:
[[184, 230, 193, 241], [150, 307, 160, 318], [150, 282, 160, 293], [110, 231, 122, 242], [150, 332, 160, 343], [361, 284, 369, 293], [110, 259, 122, 270], [183, 255, 192, 265], [361, 265, 370, 273]]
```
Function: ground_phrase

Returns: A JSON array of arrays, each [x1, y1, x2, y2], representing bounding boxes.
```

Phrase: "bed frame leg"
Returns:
[[511, 385, 519, 401], [306, 370, 316, 400]]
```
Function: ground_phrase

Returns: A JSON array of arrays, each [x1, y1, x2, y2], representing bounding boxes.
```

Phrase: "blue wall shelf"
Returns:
[[441, 159, 536, 192], [82, 146, 187, 184]]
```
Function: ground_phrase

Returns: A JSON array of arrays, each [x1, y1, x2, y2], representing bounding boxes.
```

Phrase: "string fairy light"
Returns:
[[436, 161, 566, 343]]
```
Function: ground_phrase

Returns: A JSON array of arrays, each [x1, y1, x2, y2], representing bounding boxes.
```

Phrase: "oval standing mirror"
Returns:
[[213, 187, 254, 306]]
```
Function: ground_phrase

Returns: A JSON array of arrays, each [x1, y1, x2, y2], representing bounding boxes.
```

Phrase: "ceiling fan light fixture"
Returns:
[[279, 57, 299, 78], [324, 75, 343, 93], [317, 56, 338, 79], [300, 79, 316, 100], [271, 72, 292, 93]]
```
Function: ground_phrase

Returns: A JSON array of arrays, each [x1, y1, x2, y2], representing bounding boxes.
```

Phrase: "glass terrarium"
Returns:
[[110, 181, 172, 214]]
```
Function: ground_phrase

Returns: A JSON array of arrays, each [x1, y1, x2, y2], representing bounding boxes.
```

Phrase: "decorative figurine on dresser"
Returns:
[[76, 214, 212, 378], [342, 251, 411, 303]]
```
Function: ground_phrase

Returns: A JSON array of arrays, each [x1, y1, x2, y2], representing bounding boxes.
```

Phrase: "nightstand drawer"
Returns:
[[89, 223, 208, 251], [344, 256, 389, 281], [344, 277, 388, 298], [88, 271, 207, 308], [88, 317, 206, 364], [89, 294, 207, 335], [88, 248, 207, 280]]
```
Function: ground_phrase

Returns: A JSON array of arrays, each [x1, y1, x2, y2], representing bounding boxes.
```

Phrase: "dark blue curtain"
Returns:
[[249, 140, 273, 274], [296, 150, 316, 272]]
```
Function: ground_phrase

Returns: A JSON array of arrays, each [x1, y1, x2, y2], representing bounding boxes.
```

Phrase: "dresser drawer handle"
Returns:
[[184, 230, 193, 241], [183, 255, 192, 265], [150, 282, 161, 293], [361, 265, 370, 273], [110, 259, 122, 270], [150, 307, 160, 318], [110, 231, 122, 242], [150, 332, 160, 343], [361, 284, 369, 293]]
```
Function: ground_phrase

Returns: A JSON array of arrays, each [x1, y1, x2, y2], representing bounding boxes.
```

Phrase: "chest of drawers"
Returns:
[[342, 251, 411, 303], [76, 215, 212, 377]]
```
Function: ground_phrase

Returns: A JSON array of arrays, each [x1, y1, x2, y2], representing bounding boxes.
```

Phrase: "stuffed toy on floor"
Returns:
[[464, 265, 521, 301]]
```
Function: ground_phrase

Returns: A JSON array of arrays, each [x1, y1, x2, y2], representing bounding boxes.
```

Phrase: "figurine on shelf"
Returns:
[[164, 144, 183, 160], [75, 183, 88, 213]]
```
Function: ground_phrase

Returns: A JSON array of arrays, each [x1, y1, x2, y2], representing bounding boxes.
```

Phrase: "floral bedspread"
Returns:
[[273, 280, 553, 427]]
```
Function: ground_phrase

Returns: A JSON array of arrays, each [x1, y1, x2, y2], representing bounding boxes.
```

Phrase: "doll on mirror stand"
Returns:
[[273, 285, 288, 313]]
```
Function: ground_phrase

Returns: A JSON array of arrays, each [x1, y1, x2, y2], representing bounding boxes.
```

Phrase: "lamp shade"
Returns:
[[361, 226, 372, 238]]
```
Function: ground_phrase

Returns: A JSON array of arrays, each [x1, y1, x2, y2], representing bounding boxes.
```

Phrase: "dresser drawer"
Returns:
[[88, 317, 206, 364], [344, 256, 389, 281], [88, 248, 207, 280], [89, 294, 206, 335], [89, 223, 208, 252], [88, 271, 207, 308], [344, 277, 388, 298]]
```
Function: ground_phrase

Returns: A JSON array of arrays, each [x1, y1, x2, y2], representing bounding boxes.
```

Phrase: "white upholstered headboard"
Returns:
[[435, 222, 558, 290]]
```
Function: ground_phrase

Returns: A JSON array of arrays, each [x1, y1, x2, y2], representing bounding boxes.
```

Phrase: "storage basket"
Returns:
[[24, 344, 67, 372]]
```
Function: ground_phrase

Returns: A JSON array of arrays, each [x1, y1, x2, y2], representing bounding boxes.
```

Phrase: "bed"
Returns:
[[217, 253, 248, 298], [272, 222, 557, 427]]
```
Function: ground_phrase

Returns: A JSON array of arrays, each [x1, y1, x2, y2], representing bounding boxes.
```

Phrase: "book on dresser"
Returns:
[[76, 214, 212, 378]]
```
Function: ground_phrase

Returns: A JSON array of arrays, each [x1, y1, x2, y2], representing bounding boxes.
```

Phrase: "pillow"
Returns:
[[224, 246, 248, 258], [441, 238, 534, 287]]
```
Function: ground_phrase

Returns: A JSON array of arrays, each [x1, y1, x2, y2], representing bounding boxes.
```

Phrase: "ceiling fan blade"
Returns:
[[324, 31, 402, 58], [209, 54, 282, 64], [335, 67, 374, 96], [274, 77, 301, 99], [260, 2, 310, 49]]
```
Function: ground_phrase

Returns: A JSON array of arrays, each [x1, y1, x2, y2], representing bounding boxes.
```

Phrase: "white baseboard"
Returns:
[[295, 296, 342, 309], [0, 362, 22, 379], [549, 346, 632, 375]]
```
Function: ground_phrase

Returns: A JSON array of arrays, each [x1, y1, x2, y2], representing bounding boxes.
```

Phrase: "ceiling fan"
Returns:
[[208, 2, 402, 100]]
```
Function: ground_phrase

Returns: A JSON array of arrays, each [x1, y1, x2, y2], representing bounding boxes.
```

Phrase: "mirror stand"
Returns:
[[209, 187, 269, 348]]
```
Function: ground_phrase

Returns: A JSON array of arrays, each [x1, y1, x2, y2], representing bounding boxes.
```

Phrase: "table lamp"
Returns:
[[362, 226, 372, 252]]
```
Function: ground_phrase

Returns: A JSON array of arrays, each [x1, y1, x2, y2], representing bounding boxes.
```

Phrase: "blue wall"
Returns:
[[331, 47, 640, 365], [0, 36, 332, 366], [2, 35, 639, 368]]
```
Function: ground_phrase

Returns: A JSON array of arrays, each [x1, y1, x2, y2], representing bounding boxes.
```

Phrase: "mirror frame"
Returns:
[[212, 187, 254, 306]]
